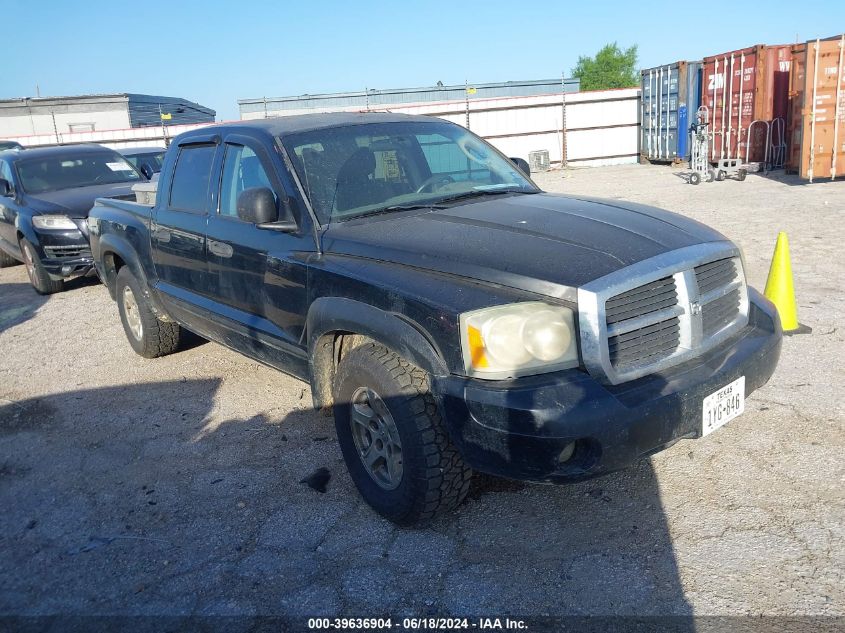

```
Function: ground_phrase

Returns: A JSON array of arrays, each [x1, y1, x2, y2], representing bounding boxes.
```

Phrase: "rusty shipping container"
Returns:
[[786, 35, 845, 181], [701, 45, 793, 166]]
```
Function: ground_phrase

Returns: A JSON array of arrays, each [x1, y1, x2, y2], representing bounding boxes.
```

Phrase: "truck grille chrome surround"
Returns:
[[577, 242, 749, 385]]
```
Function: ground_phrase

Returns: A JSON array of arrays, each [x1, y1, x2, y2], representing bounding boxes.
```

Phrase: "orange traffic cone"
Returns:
[[763, 232, 807, 335]]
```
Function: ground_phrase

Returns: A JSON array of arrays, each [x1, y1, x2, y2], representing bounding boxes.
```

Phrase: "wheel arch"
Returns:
[[306, 297, 450, 411], [97, 233, 149, 299]]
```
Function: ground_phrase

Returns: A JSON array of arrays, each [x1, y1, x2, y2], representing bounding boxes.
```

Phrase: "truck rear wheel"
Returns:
[[332, 341, 472, 525], [20, 239, 63, 295], [115, 267, 180, 358]]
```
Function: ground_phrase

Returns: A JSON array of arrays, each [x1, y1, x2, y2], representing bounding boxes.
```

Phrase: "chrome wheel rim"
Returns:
[[21, 243, 36, 282], [350, 387, 403, 490], [122, 286, 143, 341]]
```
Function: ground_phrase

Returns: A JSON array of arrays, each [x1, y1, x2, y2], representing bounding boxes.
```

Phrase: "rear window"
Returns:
[[169, 144, 216, 212], [16, 151, 141, 194]]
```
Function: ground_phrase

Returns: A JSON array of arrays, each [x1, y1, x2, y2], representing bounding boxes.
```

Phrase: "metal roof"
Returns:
[[238, 78, 580, 114], [0, 93, 213, 113]]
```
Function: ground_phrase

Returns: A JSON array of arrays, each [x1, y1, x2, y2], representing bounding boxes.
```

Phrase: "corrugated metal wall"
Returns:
[[239, 79, 580, 117]]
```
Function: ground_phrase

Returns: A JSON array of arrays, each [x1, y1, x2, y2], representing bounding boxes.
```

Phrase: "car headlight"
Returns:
[[32, 215, 78, 230], [460, 302, 579, 378]]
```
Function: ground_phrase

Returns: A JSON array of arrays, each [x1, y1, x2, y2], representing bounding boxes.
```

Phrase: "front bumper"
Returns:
[[434, 290, 782, 483], [34, 225, 94, 279]]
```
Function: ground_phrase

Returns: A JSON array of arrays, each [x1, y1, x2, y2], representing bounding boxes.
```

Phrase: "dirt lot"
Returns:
[[0, 164, 842, 621]]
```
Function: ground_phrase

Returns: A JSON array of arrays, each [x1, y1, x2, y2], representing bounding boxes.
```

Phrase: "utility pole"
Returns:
[[560, 73, 568, 168], [50, 109, 60, 144]]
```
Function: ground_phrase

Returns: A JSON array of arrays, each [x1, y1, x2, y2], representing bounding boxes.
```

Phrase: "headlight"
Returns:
[[32, 215, 78, 230], [460, 302, 579, 378]]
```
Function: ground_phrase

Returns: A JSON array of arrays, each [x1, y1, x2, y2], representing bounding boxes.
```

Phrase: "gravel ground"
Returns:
[[0, 164, 842, 621]]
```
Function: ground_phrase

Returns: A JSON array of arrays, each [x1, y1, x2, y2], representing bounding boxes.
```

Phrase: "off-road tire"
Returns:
[[0, 248, 20, 268], [20, 239, 63, 294], [738, 169, 747, 182], [115, 266, 180, 358], [333, 341, 473, 525]]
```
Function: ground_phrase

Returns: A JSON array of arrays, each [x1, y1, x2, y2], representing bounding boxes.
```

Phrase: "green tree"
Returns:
[[572, 43, 639, 91]]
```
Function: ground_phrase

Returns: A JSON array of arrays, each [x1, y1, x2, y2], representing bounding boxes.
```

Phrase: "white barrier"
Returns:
[[4, 88, 641, 168]]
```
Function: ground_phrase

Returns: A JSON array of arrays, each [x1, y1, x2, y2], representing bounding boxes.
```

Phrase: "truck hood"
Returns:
[[322, 193, 727, 297], [24, 183, 137, 218]]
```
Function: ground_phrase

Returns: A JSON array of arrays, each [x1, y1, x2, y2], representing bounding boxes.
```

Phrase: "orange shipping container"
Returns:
[[786, 35, 845, 181], [701, 45, 793, 165]]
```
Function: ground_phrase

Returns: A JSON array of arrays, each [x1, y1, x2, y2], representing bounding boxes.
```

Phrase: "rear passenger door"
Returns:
[[151, 139, 218, 314], [204, 134, 311, 372]]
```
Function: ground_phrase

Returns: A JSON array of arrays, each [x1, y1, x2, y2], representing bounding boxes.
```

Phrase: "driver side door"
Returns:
[[204, 134, 312, 375]]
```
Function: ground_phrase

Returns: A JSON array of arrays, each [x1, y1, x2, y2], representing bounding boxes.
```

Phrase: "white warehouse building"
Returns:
[[0, 93, 216, 141]]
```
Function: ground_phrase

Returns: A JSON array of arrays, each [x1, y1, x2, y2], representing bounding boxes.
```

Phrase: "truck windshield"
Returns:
[[281, 121, 537, 224], [16, 152, 142, 194]]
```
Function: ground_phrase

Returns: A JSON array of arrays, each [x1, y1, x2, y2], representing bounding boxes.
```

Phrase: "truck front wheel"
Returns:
[[332, 341, 472, 525], [115, 267, 180, 358]]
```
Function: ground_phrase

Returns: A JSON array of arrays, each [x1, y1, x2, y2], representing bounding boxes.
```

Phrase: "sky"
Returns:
[[4, 0, 844, 121]]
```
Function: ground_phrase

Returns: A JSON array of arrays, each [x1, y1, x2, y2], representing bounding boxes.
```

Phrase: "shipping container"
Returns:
[[786, 35, 845, 181], [701, 45, 793, 166], [640, 61, 702, 162]]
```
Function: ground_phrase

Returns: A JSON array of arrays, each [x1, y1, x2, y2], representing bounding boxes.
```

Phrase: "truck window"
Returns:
[[219, 144, 274, 217], [169, 144, 216, 212], [0, 160, 12, 184], [417, 133, 492, 182]]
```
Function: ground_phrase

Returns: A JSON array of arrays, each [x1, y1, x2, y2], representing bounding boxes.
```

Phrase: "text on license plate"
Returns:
[[702, 376, 745, 436]]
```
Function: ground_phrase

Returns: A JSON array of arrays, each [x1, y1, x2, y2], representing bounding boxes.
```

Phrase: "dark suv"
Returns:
[[0, 144, 143, 293]]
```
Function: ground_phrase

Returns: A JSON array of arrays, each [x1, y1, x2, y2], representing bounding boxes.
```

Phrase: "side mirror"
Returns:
[[140, 163, 155, 180], [510, 157, 531, 175], [0, 178, 12, 197], [237, 187, 278, 224]]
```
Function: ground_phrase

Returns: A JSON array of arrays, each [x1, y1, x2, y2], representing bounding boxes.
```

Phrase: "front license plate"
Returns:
[[702, 376, 745, 436]]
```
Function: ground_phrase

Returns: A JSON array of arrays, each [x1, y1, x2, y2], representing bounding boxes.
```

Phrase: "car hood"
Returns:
[[25, 183, 137, 218], [322, 193, 728, 296]]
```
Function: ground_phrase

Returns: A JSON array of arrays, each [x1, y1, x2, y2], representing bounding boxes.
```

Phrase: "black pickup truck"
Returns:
[[88, 113, 782, 524]]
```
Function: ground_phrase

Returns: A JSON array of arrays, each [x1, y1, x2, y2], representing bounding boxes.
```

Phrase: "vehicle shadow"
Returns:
[[0, 282, 50, 335], [0, 378, 692, 625]]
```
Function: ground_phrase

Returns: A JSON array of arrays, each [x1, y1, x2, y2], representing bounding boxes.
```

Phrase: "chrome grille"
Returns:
[[702, 287, 742, 337], [43, 245, 91, 259], [578, 242, 750, 385], [605, 275, 681, 369], [606, 276, 678, 324], [608, 316, 680, 368], [695, 258, 737, 295]]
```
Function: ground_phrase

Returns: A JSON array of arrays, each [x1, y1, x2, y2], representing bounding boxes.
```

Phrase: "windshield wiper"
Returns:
[[347, 202, 445, 220], [434, 188, 538, 205]]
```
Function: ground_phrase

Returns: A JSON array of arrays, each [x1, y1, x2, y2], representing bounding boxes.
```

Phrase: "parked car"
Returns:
[[0, 144, 143, 293], [0, 140, 23, 151], [87, 113, 782, 524], [118, 146, 166, 179]]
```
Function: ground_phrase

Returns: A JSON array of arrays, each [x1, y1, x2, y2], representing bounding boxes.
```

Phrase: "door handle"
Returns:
[[208, 239, 233, 258]]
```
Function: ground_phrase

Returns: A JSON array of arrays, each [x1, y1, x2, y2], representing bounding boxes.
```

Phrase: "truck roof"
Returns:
[[205, 111, 436, 137]]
